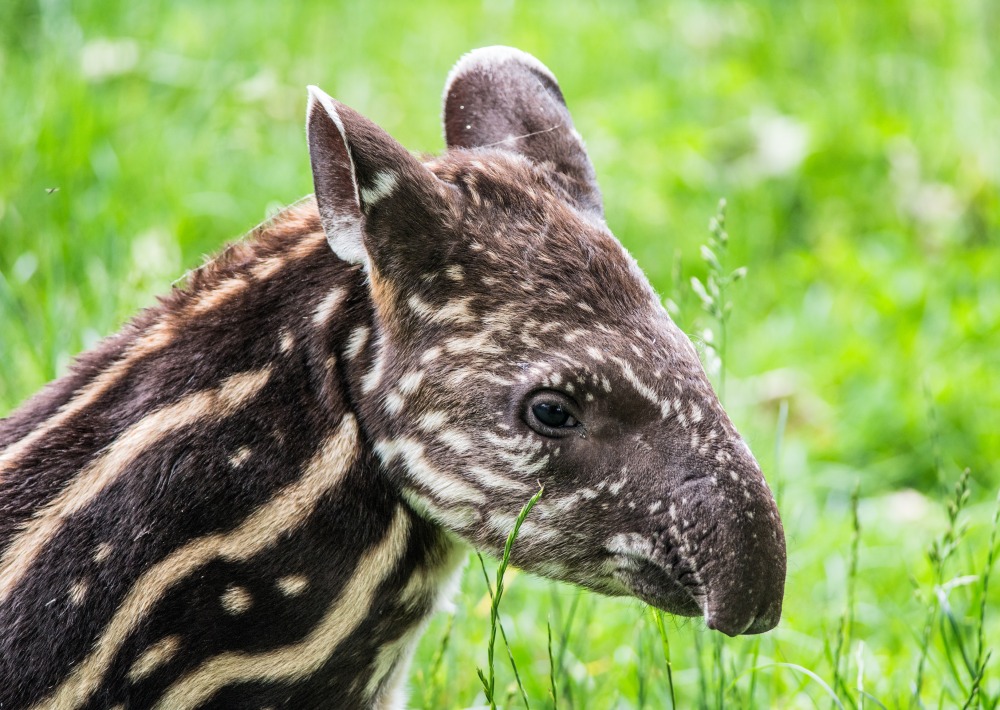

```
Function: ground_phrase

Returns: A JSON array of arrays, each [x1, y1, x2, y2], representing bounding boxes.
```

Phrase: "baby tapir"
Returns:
[[0, 46, 785, 708]]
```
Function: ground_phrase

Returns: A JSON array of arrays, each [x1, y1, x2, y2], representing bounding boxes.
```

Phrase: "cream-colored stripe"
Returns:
[[0, 367, 273, 605], [127, 635, 182, 682], [152, 504, 410, 710], [0, 230, 329, 481], [611, 356, 671, 419], [188, 277, 249, 315], [32, 414, 359, 710], [0, 321, 172, 478]]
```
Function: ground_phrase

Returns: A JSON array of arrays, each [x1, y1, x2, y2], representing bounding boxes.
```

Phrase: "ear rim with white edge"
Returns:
[[306, 85, 368, 268], [306, 85, 451, 276], [442, 46, 603, 218]]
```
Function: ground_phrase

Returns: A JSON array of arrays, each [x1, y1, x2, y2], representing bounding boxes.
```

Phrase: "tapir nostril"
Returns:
[[702, 560, 784, 636], [705, 610, 755, 637]]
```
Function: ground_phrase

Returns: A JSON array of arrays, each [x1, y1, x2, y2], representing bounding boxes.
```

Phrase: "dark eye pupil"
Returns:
[[533, 402, 570, 427]]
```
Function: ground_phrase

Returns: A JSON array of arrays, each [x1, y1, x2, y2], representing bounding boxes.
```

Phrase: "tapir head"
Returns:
[[306, 46, 786, 635]]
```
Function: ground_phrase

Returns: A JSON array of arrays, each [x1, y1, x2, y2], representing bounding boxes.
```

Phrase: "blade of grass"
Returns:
[[714, 634, 725, 710], [651, 609, 676, 710], [914, 469, 972, 706], [757, 662, 846, 710], [547, 619, 558, 709], [425, 612, 455, 707], [968, 491, 1000, 710], [747, 637, 762, 707], [477, 553, 530, 709], [962, 650, 992, 710], [476, 485, 545, 710], [833, 482, 861, 705], [694, 629, 709, 710]]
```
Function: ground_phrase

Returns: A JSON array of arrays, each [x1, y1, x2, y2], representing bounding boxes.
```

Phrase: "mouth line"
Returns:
[[610, 551, 703, 617]]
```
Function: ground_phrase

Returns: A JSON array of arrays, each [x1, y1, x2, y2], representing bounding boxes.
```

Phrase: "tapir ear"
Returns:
[[306, 85, 444, 270], [443, 46, 603, 217]]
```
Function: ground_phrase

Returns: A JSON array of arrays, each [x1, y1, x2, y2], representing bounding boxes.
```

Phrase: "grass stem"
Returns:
[[477, 485, 545, 710]]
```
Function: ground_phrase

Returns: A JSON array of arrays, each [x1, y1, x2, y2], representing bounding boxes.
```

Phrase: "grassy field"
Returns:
[[1, 0, 998, 707]]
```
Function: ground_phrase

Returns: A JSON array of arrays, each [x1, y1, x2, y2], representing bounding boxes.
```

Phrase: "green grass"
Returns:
[[1, 0, 998, 706]]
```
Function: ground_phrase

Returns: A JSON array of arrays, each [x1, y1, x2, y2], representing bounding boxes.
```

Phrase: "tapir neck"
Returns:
[[0, 212, 467, 708]]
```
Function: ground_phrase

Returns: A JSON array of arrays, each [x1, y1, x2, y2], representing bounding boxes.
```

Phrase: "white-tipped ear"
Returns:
[[443, 46, 603, 217], [306, 85, 368, 267]]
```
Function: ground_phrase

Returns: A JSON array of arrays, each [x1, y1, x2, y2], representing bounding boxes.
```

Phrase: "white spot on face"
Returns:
[[397, 370, 425, 395], [469, 466, 530, 492], [229, 446, 252, 468], [417, 410, 448, 431], [606, 532, 654, 558], [611, 357, 673, 419], [279, 330, 295, 354], [488, 514, 559, 544], [437, 429, 473, 453], [729, 470, 739, 482], [377, 438, 486, 507], [359, 170, 399, 208], [276, 575, 310, 597], [401, 489, 479, 530], [220, 585, 253, 615], [344, 326, 370, 361], [312, 286, 347, 328], [443, 332, 503, 355], [408, 294, 477, 326], [384, 392, 405, 415]]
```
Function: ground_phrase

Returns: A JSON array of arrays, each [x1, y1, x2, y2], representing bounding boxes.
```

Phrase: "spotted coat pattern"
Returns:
[[0, 47, 785, 708]]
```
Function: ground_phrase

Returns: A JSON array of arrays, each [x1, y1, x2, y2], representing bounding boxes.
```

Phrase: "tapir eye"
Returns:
[[532, 402, 575, 427], [524, 391, 580, 437]]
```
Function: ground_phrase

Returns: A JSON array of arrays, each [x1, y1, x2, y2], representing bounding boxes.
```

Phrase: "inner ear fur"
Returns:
[[306, 85, 453, 278]]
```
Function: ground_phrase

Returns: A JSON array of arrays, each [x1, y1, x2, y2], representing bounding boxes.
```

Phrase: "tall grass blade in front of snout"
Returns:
[[477, 485, 545, 709]]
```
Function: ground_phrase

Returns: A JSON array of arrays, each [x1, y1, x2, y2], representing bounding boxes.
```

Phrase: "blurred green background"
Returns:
[[1, 1, 997, 707]]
